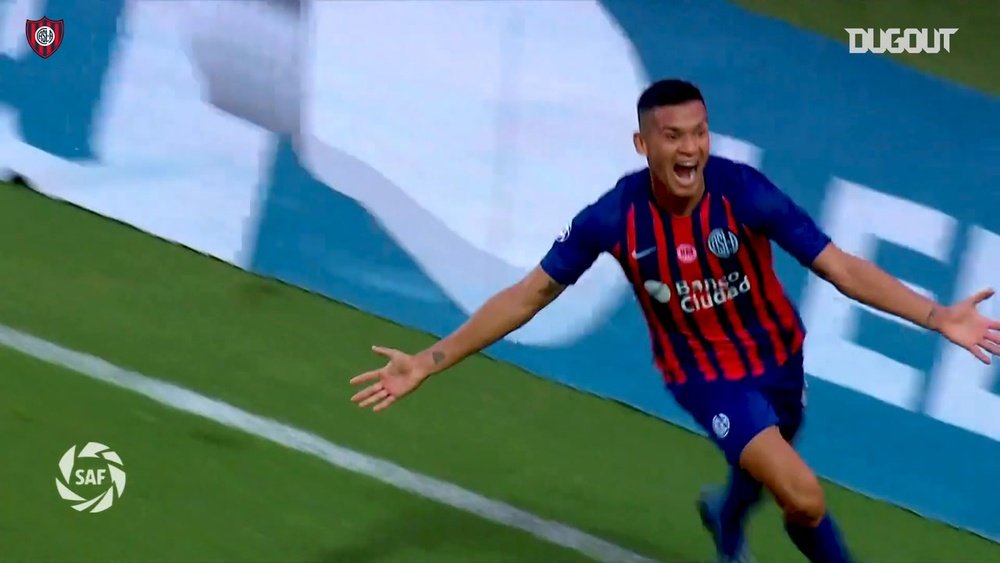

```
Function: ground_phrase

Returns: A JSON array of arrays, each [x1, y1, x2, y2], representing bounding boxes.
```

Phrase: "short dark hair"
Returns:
[[636, 79, 705, 123]]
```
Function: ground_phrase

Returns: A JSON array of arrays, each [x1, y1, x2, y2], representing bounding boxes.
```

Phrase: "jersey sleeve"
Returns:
[[738, 164, 831, 267], [539, 202, 607, 286]]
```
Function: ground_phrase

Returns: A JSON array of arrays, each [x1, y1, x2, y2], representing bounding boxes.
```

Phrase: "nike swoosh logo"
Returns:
[[631, 247, 656, 260]]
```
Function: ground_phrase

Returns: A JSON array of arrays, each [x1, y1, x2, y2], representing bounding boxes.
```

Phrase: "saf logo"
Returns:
[[55, 442, 127, 514], [76, 468, 109, 485]]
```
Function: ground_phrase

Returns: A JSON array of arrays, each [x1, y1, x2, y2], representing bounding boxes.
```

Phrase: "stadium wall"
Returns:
[[2, 0, 998, 541]]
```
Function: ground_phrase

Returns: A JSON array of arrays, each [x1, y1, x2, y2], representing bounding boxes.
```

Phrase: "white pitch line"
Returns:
[[0, 324, 655, 563]]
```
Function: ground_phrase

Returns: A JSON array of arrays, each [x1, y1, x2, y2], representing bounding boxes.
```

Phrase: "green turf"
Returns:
[[0, 345, 590, 563], [1, 181, 997, 562], [735, 0, 999, 95]]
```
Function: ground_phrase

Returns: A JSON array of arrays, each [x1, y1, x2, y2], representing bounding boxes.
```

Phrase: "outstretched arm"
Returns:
[[350, 197, 609, 412], [810, 244, 939, 328], [349, 266, 571, 411], [413, 266, 566, 378], [811, 243, 1000, 364]]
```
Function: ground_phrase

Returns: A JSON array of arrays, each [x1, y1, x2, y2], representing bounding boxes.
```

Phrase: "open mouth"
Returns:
[[673, 162, 698, 184]]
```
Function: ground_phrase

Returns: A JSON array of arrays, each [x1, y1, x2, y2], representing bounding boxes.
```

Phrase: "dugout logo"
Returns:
[[844, 28, 957, 54], [55, 442, 127, 513]]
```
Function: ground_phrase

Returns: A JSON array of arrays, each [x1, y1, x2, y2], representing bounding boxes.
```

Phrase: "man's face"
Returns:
[[633, 100, 710, 199]]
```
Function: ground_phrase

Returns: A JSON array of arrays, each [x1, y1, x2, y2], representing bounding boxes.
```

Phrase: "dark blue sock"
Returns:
[[784, 514, 852, 563], [718, 469, 763, 556]]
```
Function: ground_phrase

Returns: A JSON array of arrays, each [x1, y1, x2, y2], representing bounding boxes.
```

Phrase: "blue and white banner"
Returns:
[[2, 0, 998, 541]]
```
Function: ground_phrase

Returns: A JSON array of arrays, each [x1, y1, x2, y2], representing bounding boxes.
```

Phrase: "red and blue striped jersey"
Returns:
[[539, 156, 831, 386]]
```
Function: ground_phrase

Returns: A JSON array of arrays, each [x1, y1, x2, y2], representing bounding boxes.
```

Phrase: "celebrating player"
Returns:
[[349, 79, 1000, 563]]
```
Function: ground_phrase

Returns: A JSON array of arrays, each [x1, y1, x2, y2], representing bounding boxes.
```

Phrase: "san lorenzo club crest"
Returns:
[[707, 227, 740, 259], [25, 17, 64, 59]]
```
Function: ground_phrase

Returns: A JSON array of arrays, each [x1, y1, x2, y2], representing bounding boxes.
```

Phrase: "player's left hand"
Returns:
[[935, 288, 1000, 364]]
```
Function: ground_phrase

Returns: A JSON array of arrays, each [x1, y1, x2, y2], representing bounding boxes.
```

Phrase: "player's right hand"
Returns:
[[349, 346, 429, 412]]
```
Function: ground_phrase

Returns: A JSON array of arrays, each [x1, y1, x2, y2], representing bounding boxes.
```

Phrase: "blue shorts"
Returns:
[[671, 354, 807, 467]]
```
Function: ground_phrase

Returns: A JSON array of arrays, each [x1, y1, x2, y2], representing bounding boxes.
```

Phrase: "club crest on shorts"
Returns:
[[712, 413, 730, 438], [707, 228, 740, 259], [25, 17, 64, 59]]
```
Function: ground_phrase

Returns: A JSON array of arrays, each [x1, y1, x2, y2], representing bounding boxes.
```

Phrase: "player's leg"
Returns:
[[739, 426, 852, 563], [675, 385, 773, 562], [701, 384, 804, 562], [697, 466, 762, 561]]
